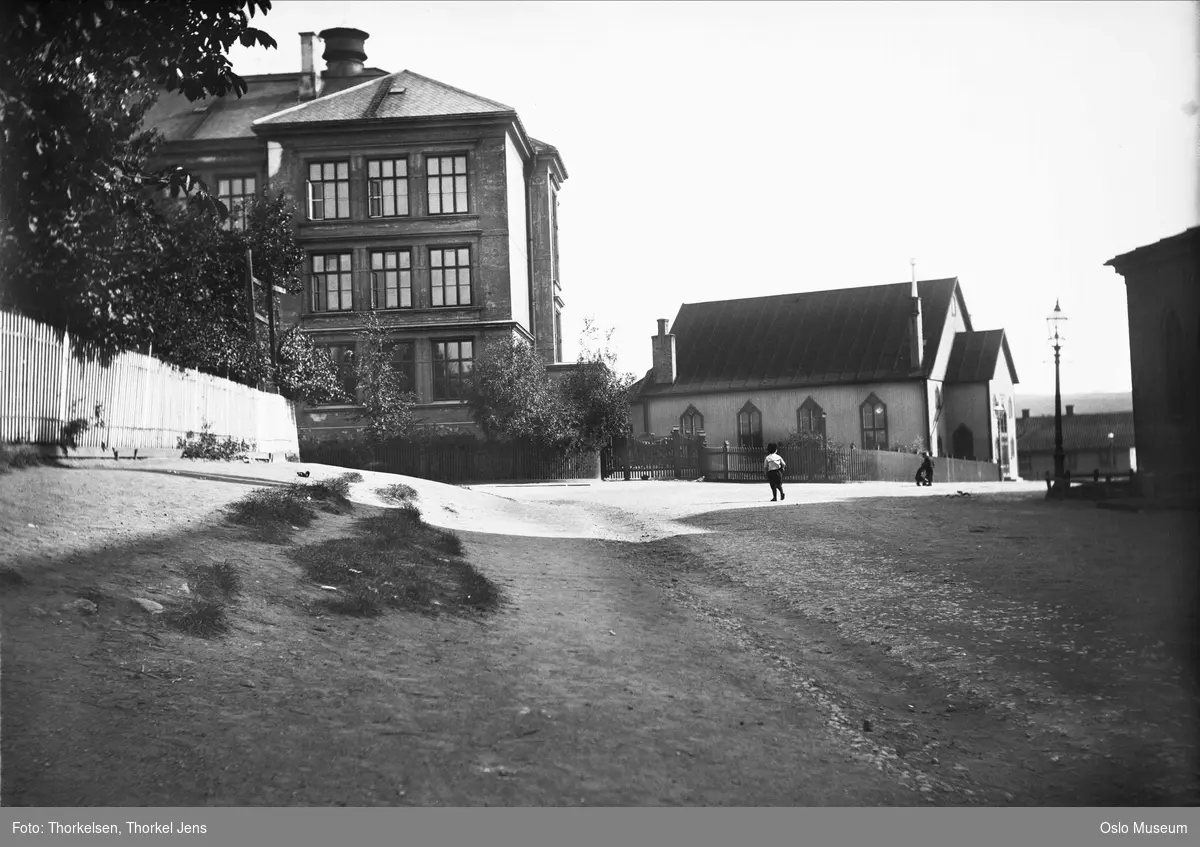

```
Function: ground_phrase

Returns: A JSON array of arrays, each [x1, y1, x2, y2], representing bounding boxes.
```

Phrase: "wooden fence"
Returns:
[[0, 310, 300, 456], [302, 438, 601, 484], [604, 432, 1002, 484]]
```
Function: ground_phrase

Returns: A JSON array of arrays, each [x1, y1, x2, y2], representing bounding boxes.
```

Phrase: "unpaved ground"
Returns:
[[1, 461, 1196, 806]]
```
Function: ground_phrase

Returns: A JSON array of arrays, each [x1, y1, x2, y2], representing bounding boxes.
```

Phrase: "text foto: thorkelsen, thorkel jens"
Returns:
[[11, 821, 208, 835]]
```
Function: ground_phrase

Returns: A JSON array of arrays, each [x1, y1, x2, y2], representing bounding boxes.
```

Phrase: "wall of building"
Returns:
[[1120, 236, 1198, 492], [988, 366, 1019, 477], [640, 380, 928, 449], [924, 286, 969, 457], [504, 132, 531, 334], [941, 382, 989, 461], [1019, 447, 1135, 480], [527, 157, 560, 364]]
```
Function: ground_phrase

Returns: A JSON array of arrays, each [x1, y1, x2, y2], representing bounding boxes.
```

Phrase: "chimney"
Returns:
[[909, 258, 924, 373], [1021, 409, 1030, 418], [651, 318, 676, 385], [1065, 404, 1074, 416], [298, 32, 322, 100], [319, 27, 369, 77]]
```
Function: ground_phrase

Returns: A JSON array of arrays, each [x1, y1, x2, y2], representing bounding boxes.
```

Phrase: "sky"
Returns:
[[226, 0, 1199, 397]]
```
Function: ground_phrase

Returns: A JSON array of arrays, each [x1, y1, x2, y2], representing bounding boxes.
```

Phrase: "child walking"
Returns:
[[764, 443, 786, 502]]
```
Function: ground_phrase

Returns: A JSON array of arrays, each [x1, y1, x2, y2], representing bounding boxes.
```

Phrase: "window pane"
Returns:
[[369, 196, 381, 217], [462, 340, 473, 358], [397, 159, 407, 176], [399, 251, 410, 268], [246, 177, 256, 194], [432, 287, 443, 307], [459, 283, 471, 305], [327, 290, 338, 311], [368, 161, 379, 178], [336, 162, 348, 179], [401, 286, 411, 307], [457, 248, 469, 265], [309, 163, 321, 180], [339, 254, 351, 270], [428, 158, 440, 176], [371, 252, 382, 270], [323, 163, 335, 180], [455, 176, 466, 195], [218, 179, 230, 195], [455, 191, 467, 212], [385, 252, 397, 269], [428, 189, 441, 215], [431, 251, 443, 268], [454, 156, 466, 172]]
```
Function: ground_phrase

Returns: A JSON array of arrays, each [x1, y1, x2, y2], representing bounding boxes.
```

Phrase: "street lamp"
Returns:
[[1108, 431, 1115, 471], [1047, 300, 1068, 492]]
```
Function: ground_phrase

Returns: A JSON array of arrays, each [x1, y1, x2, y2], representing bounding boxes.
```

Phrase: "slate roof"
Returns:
[[253, 70, 515, 127], [944, 329, 1019, 385], [141, 71, 389, 142], [638, 278, 966, 396], [1016, 411, 1135, 452]]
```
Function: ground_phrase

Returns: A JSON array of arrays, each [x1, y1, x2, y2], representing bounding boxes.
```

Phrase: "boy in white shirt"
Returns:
[[764, 443, 786, 502]]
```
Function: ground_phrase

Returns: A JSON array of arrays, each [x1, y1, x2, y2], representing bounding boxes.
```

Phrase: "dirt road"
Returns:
[[2, 463, 1195, 805]]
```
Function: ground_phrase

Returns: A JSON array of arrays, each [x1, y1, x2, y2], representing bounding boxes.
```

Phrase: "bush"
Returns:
[[226, 487, 317, 535], [178, 421, 252, 461], [376, 483, 418, 505], [0, 444, 47, 473], [164, 597, 229, 638], [186, 559, 242, 597]]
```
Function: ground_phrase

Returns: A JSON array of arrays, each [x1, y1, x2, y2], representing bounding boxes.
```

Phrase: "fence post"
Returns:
[[723, 440, 730, 482], [57, 329, 70, 440], [696, 431, 708, 478], [672, 427, 682, 479], [622, 436, 631, 481]]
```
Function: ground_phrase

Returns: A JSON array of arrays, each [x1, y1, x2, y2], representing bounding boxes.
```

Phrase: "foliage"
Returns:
[[376, 483, 418, 505], [177, 421, 253, 461], [352, 313, 419, 444], [557, 318, 636, 451], [0, 0, 278, 363], [465, 335, 570, 444], [276, 326, 346, 405]]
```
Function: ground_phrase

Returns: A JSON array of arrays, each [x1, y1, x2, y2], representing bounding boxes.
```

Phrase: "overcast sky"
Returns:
[[227, 0, 1198, 397]]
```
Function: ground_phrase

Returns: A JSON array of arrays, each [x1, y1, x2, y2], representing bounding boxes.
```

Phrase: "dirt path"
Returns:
[[0, 463, 922, 805], [3, 463, 1193, 806]]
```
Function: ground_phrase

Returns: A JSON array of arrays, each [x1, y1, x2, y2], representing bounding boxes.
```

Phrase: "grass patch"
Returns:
[[290, 504, 497, 617], [0, 444, 47, 474], [339, 471, 364, 483], [186, 559, 242, 597], [376, 483, 418, 505], [163, 597, 230, 638], [226, 474, 361, 541], [0, 566, 29, 588]]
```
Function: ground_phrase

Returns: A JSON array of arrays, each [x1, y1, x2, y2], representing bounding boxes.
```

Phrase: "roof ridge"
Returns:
[[395, 69, 515, 112], [252, 72, 395, 126]]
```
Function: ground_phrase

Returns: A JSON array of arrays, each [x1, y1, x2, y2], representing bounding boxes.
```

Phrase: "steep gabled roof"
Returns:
[[639, 278, 962, 396], [1016, 411, 1135, 452], [944, 329, 1019, 385], [253, 69, 514, 128]]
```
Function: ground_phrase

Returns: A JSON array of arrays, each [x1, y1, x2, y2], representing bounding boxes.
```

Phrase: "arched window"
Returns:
[[797, 396, 826, 439], [736, 401, 763, 449], [952, 423, 974, 460], [1164, 309, 1185, 418], [859, 393, 888, 450], [680, 405, 704, 437]]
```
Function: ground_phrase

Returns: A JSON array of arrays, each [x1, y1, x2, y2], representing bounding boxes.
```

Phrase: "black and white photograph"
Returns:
[[0, 0, 1197, 834]]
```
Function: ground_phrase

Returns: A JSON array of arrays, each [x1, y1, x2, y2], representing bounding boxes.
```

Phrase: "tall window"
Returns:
[[367, 158, 409, 217], [370, 250, 412, 310], [680, 405, 704, 437], [217, 175, 256, 230], [798, 397, 826, 439], [311, 253, 353, 312], [859, 394, 888, 450], [386, 341, 417, 395], [427, 154, 468, 214], [737, 401, 763, 449], [307, 161, 350, 220], [320, 344, 356, 401], [1164, 309, 1185, 418], [430, 247, 472, 307], [432, 339, 473, 400]]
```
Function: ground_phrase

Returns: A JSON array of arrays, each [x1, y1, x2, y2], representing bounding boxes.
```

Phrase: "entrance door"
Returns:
[[952, 424, 974, 460]]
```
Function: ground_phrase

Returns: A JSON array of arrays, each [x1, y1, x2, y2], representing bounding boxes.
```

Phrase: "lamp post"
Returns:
[[1108, 431, 1115, 471], [1047, 300, 1068, 494]]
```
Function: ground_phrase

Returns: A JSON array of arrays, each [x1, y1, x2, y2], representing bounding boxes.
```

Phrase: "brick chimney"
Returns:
[[909, 259, 924, 373], [319, 27, 369, 77], [298, 32, 323, 100], [1065, 404, 1074, 416], [1021, 408, 1030, 418], [651, 318, 676, 385]]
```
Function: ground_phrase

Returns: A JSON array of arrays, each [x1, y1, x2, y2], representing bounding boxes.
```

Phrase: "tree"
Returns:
[[557, 319, 636, 451], [274, 328, 345, 406], [0, 0, 278, 361], [352, 314, 419, 444], [465, 335, 570, 443]]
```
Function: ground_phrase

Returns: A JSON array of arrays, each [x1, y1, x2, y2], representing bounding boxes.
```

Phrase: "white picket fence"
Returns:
[[0, 310, 299, 456]]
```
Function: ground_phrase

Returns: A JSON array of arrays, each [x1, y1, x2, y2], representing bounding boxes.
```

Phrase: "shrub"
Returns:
[[376, 483, 418, 505], [0, 444, 47, 473], [164, 597, 229, 638], [178, 421, 253, 461], [226, 487, 317, 534], [187, 560, 242, 597]]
